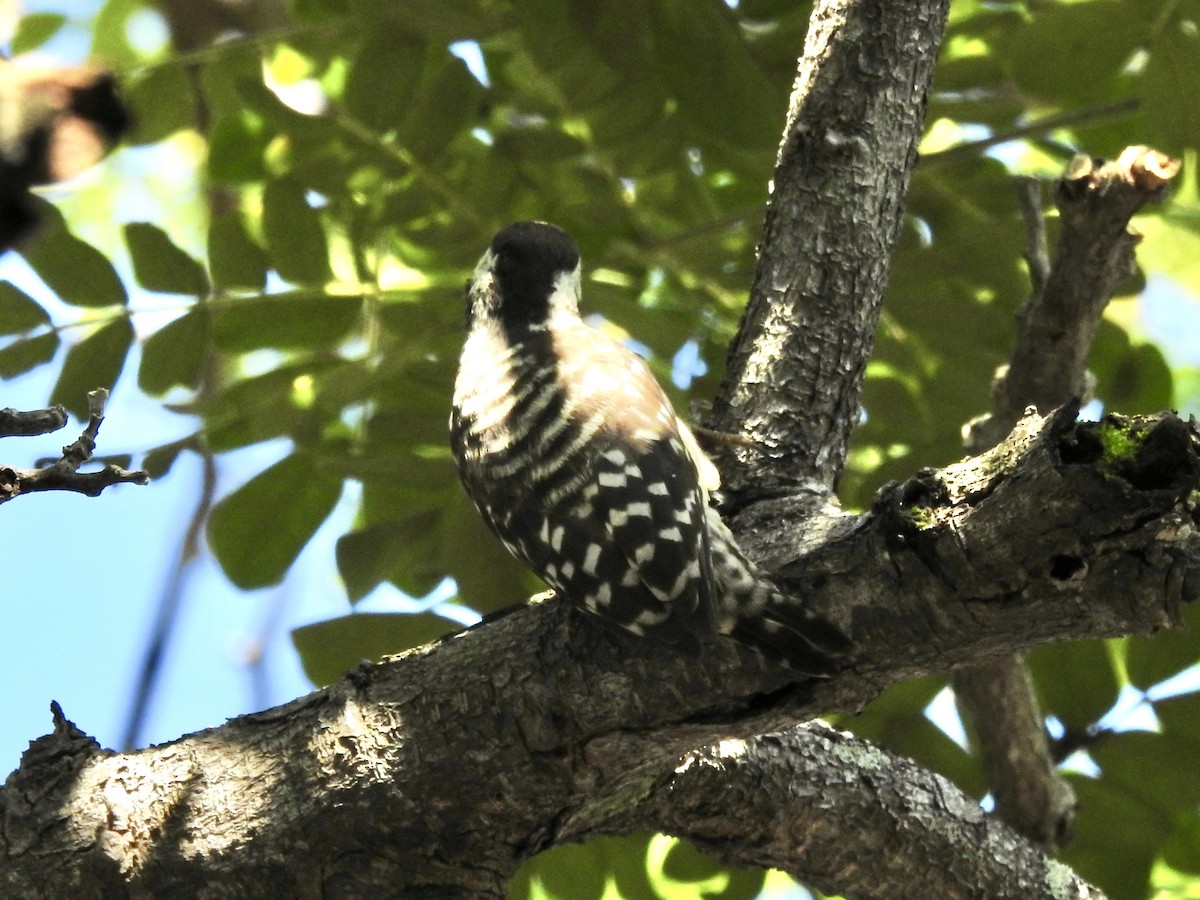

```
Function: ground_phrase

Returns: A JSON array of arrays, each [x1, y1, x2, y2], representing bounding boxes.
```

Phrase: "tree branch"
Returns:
[[2, 406, 1194, 896], [1015, 175, 1051, 294], [955, 655, 1077, 848], [967, 146, 1180, 450], [583, 722, 1104, 899], [0, 404, 67, 437], [920, 97, 1141, 168], [955, 146, 1180, 849], [0, 390, 149, 504], [708, 0, 951, 504]]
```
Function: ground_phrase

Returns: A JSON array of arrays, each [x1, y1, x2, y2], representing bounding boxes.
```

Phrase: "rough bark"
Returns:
[[955, 147, 1181, 849], [1, 0, 1186, 897], [0, 404, 66, 437], [4, 405, 1196, 897], [708, 0, 948, 503], [588, 723, 1104, 899]]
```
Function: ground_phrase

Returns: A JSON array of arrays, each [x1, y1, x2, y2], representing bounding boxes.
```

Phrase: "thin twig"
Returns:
[[922, 97, 1140, 166], [0, 404, 67, 437], [120, 16, 223, 749], [1014, 176, 1050, 295], [120, 446, 216, 751], [0, 389, 149, 504]]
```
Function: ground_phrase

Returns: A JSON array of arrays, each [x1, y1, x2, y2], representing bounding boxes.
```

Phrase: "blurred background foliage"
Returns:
[[2, 0, 1200, 897]]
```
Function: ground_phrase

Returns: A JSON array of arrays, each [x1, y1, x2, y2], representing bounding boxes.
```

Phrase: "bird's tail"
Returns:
[[706, 508, 850, 676]]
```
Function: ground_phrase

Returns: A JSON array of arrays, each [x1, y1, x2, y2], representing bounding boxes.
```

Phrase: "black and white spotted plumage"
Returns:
[[450, 221, 848, 674]]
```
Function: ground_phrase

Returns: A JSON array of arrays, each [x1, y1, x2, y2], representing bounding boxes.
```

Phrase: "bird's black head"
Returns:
[[467, 221, 581, 330]]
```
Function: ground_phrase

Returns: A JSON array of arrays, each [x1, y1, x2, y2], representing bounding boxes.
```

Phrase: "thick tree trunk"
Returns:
[[709, 0, 947, 502]]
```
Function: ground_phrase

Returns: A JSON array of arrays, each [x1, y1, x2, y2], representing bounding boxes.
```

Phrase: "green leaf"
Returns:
[[1155, 690, 1200, 746], [291, 611, 460, 687], [349, 0, 495, 42], [1126, 598, 1200, 690], [124, 223, 210, 296], [91, 0, 151, 67], [521, 835, 669, 900], [201, 360, 342, 451], [438, 489, 545, 614], [1063, 774, 1163, 899], [1001, 1, 1138, 106], [1088, 311, 1173, 414], [207, 111, 268, 184], [336, 522, 426, 602], [124, 63, 195, 145], [339, 502, 445, 599], [507, 868, 532, 900], [344, 28, 427, 131], [530, 840, 609, 899], [395, 53, 486, 162], [1143, 16, 1200, 153], [934, 54, 1006, 96], [12, 12, 66, 53], [1028, 639, 1120, 732], [49, 319, 133, 418], [208, 213, 267, 291], [713, 868, 768, 900], [207, 452, 342, 589], [262, 177, 331, 285], [837, 674, 985, 796], [23, 226, 128, 308], [1091, 730, 1200, 817], [840, 674, 943, 735], [142, 440, 192, 479], [661, 838, 722, 884], [860, 370, 929, 446], [646, 0, 782, 154], [293, 0, 350, 23], [606, 834, 663, 900], [0, 282, 50, 335], [1103, 342, 1174, 414], [0, 332, 59, 379], [139, 308, 209, 394], [95, 453, 133, 470], [210, 291, 360, 351], [1161, 812, 1200, 875]]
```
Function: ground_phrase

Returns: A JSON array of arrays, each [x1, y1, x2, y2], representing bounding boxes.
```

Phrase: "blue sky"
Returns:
[[0, 1, 338, 768], [1, 349, 340, 766], [0, 1, 489, 770]]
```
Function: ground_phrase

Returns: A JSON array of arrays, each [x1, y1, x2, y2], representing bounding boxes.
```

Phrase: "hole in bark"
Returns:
[[1050, 554, 1086, 582], [898, 467, 948, 508], [1058, 427, 1104, 465]]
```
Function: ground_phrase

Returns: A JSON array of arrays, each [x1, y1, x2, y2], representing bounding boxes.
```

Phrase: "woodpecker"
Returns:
[[450, 221, 847, 674]]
